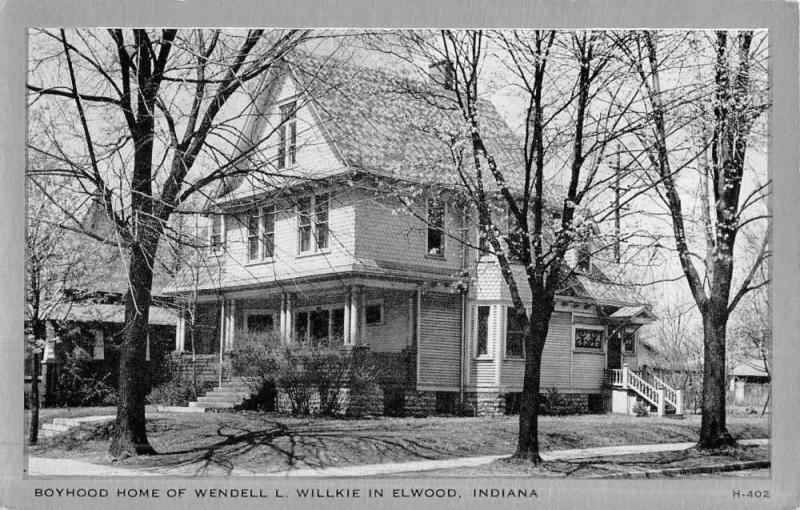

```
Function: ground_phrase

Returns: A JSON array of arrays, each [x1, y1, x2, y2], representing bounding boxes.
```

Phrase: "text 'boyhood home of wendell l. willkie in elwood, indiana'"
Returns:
[[165, 55, 673, 418]]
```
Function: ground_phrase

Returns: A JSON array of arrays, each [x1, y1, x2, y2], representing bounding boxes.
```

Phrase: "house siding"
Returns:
[[354, 193, 464, 273], [417, 293, 462, 389], [500, 311, 572, 390]]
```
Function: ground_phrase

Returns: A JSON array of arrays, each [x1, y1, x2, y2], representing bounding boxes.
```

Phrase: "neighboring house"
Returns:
[[165, 56, 659, 416], [34, 204, 178, 406], [728, 358, 770, 408]]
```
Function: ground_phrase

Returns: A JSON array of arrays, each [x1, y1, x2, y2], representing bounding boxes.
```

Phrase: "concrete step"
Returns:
[[205, 391, 251, 398], [188, 401, 236, 409], [196, 395, 245, 404], [52, 415, 114, 427], [42, 423, 72, 432], [155, 405, 207, 413], [216, 384, 254, 391], [38, 429, 59, 438]]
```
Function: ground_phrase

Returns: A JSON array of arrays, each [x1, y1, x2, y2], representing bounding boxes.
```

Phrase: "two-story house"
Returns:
[[165, 55, 662, 416]]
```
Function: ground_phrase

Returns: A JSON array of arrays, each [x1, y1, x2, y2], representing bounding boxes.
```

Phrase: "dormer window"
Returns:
[[426, 198, 445, 257], [277, 101, 297, 169]]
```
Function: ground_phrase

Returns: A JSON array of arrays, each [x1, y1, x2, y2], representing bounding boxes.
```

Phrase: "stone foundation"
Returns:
[[403, 390, 437, 416], [169, 352, 230, 385], [465, 392, 506, 417]]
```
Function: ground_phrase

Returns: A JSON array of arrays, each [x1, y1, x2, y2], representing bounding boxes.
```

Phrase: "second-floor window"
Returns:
[[427, 198, 445, 257], [298, 194, 329, 253], [210, 214, 225, 252], [278, 101, 297, 169], [247, 206, 276, 261]]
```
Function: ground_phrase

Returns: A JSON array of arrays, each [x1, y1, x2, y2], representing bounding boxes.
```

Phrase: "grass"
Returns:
[[27, 411, 769, 476]]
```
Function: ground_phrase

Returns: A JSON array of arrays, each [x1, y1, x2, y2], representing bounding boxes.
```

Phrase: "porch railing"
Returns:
[[607, 365, 683, 416]]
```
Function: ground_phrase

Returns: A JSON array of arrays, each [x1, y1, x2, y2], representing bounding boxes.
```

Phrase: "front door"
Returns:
[[607, 333, 622, 370]]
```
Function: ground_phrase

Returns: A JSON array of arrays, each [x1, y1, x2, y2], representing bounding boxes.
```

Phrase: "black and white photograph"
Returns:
[[2, 1, 799, 508]]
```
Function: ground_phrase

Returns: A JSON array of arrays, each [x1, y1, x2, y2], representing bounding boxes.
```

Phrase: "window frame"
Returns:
[[244, 309, 276, 334], [209, 214, 225, 254], [622, 328, 637, 354], [573, 325, 606, 352], [504, 306, 526, 359], [297, 193, 330, 255], [277, 100, 297, 169], [364, 301, 385, 326], [474, 305, 491, 358], [246, 206, 276, 263], [293, 303, 346, 343], [426, 198, 445, 258]]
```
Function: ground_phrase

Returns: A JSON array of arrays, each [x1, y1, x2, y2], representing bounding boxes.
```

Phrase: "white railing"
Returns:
[[609, 366, 684, 416]]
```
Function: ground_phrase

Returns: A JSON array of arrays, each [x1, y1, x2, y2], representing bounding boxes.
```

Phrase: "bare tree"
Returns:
[[369, 29, 652, 462], [27, 29, 311, 458], [622, 30, 770, 448]]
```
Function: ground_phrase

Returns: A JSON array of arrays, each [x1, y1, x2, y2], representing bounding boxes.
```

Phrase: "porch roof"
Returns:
[[50, 302, 178, 326], [609, 306, 659, 322]]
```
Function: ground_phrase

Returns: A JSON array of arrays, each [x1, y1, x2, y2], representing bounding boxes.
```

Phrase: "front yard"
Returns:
[[27, 411, 769, 476]]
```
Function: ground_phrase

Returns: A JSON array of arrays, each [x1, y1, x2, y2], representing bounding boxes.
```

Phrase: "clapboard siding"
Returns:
[[501, 311, 572, 390], [418, 294, 462, 389]]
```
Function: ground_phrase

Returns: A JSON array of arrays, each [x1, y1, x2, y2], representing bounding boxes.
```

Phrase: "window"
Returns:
[[315, 194, 329, 250], [246, 313, 274, 334], [298, 194, 329, 254], [92, 329, 104, 360], [478, 213, 492, 254], [263, 206, 275, 258], [365, 303, 383, 325], [622, 329, 636, 354], [475, 306, 490, 356], [247, 206, 276, 261], [427, 198, 445, 257], [294, 306, 345, 342], [298, 197, 313, 252], [575, 327, 604, 350], [277, 101, 297, 169], [210, 214, 225, 252], [505, 307, 526, 358], [247, 211, 260, 260]]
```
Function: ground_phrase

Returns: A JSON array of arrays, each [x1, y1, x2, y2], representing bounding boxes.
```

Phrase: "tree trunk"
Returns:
[[514, 307, 550, 463], [28, 322, 44, 445], [108, 243, 158, 458], [698, 305, 735, 448]]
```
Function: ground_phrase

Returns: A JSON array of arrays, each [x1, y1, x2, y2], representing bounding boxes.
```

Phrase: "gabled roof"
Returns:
[[216, 55, 528, 202]]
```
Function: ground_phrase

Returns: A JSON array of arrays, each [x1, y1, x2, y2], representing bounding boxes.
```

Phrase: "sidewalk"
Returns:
[[28, 438, 768, 477]]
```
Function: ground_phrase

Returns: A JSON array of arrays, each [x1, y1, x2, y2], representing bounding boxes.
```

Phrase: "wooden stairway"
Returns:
[[608, 367, 684, 416]]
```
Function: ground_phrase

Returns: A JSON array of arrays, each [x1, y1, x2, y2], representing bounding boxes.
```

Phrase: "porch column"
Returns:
[[349, 286, 361, 345], [284, 293, 294, 343], [675, 390, 684, 415], [343, 287, 352, 345], [219, 298, 226, 353], [279, 293, 287, 342], [226, 298, 236, 351], [656, 389, 665, 416], [175, 309, 185, 352]]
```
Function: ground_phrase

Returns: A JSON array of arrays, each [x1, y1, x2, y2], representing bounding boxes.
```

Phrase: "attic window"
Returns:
[[278, 101, 297, 169], [506, 204, 526, 261], [426, 198, 445, 257]]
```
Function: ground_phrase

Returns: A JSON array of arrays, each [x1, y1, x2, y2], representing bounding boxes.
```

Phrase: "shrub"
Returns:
[[52, 353, 117, 407], [146, 378, 214, 406], [230, 335, 378, 416], [539, 387, 567, 415], [633, 400, 650, 417]]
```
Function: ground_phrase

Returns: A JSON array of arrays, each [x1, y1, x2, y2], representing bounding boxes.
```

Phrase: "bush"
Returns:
[[230, 335, 378, 416], [52, 353, 117, 407], [538, 387, 566, 415], [633, 400, 650, 417], [146, 378, 214, 406]]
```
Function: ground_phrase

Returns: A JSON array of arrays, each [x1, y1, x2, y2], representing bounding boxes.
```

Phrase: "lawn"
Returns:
[[27, 411, 769, 476]]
